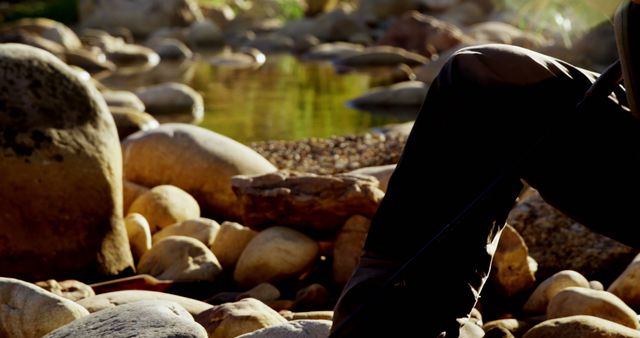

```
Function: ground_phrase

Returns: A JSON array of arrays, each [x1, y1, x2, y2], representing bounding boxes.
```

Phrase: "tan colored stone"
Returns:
[[523, 270, 590, 314], [232, 171, 383, 234], [333, 215, 370, 285], [0, 43, 133, 280], [211, 221, 259, 270], [378, 11, 468, 58], [194, 298, 288, 338], [35, 279, 95, 302], [77, 290, 212, 315], [122, 123, 277, 220], [0, 277, 89, 338], [44, 300, 208, 338], [281, 311, 333, 321], [483, 318, 533, 338], [234, 227, 319, 287], [608, 253, 640, 308], [547, 287, 639, 329], [102, 90, 145, 111], [123, 180, 149, 214], [153, 217, 220, 247], [138, 235, 223, 282], [129, 184, 201, 232], [347, 164, 395, 192], [490, 224, 537, 297], [124, 213, 152, 261], [523, 315, 640, 338]]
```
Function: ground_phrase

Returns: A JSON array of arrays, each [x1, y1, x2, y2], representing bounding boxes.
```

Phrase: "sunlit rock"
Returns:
[[547, 287, 639, 329], [0, 277, 89, 338], [122, 123, 277, 220], [523, 315, 640, 338], [194, 298, 288, 338], [124, 213, 152, 262], [44, 300, 207, 338], [77, 290, 212, 315], [232, 171, 383, 234], [333, 215, 370, 285], [523, 270, 590, 314], [234, 226, 319, 287], [211, 221, 259, 270], [138, 236, 222, 282], [153, 217, 220, 247], [0, 43, 133, 280], [128, 184, 200, 232], [35, 279, 95, 302]]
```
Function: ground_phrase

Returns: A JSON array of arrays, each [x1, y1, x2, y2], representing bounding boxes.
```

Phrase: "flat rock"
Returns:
[[523, 315, 640, 338], [77, 290, 212, 315], [231, 170, 384, 235], [236, 319, 332, 338]]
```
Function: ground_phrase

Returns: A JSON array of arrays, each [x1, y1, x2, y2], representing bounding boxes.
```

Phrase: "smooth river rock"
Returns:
[[0, 277, 89, 338], [0, 43, 133, 280], [194, 298, 288, 338], [128, 184, 201, 232], [122, 123, 277, 220], [77, 290, 213, 315], [523, 270, 590, 314], [44, 300, 207, 338], [523, 315, 640, 338]]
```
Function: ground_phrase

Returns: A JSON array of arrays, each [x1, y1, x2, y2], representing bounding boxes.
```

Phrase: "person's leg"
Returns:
[[330, 44, 638, 337]]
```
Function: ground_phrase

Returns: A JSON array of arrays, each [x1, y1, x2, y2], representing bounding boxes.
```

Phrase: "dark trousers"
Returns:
[[330, 44, 640, 337]]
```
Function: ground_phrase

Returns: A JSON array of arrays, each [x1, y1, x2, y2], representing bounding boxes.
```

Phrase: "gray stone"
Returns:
[[0, 43, 134, 280], [135, 82, 203, 124], [77, 290, 212, 316], [348, 81, 429, 109], [44, 300, 207, 338]]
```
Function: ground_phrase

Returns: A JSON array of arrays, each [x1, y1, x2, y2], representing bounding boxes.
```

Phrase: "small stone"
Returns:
[[35, 279, 95, 302], [236, 319, 332, 338], [194, 298, 288, 338], [128, 184, 201, 232], [77, 290, 212, 316], [333, 215, 370, 285], [547, 287, 639, 329], [490, 224, 537, 297], [522, 315, 640, 338], [138, 236, 222, 282], [153, 217, 220, 247], [238, 283, 281, 303], [608, 253, 640, 308], [211, 221, 259, 270], [124, 213, 152, 261], [523, 270, 590, 314]]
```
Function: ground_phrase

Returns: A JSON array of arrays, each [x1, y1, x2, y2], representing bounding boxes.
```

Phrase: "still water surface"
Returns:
[[189, 54, 413, 143]]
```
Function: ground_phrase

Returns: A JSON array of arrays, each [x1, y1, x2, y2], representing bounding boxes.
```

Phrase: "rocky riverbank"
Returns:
[[0, 0, 631, 337]]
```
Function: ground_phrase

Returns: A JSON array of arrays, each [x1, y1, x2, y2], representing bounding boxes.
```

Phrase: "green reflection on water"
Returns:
[[189, 54, 412, 143]]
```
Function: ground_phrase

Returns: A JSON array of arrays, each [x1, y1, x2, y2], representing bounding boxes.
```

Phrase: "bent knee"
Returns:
[[441, 44, 572, 87]]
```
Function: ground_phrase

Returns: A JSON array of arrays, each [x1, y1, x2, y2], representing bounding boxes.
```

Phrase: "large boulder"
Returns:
[[44, 300, 208, 338], [122, 123, 277, 220], [0, 277, 89, 338], [78, 0, 203, 37], [0, 43, 133, 280], [231, 171, 384, 235]]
